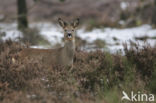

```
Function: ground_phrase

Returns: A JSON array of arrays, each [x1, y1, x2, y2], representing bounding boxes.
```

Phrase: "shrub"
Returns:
[[149, 65, 156, 94], [0, 40, 45, 101], [124, 42, 156, 80], [73, 51, 128, 91], [20, 28, 50, 45], [0, 40, 155, 103]]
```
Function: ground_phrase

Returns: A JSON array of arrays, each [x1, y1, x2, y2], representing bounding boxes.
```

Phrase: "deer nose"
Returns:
[[67, 33, 72, 38]]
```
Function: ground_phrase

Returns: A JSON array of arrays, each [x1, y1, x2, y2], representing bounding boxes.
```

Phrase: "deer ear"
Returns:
[[72, 18, 79, 28], [58, 18, 66, 28]]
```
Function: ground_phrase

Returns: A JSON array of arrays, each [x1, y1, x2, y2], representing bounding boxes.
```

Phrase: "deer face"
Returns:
[[58, 18, 79, 41]]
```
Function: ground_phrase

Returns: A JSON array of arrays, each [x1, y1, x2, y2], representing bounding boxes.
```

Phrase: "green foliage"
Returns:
[[104, 87, 121, 103], [59, 0, 65, 2], [149, 65, 156, 94]]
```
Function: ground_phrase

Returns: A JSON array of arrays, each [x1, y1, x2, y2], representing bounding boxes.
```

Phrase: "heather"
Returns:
[[0, 40, 155, 103]]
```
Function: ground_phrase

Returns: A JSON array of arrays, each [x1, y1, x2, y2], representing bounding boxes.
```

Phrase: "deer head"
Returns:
[[58, 18, 79, 42]]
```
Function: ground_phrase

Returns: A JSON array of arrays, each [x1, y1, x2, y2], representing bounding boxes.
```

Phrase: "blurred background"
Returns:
[[0, 1, 156, 103], [0, 0, 156, 53]]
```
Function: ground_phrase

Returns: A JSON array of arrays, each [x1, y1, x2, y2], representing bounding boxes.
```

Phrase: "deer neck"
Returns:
[[59, 39, 75, 66], [63, 39, 75, 57]]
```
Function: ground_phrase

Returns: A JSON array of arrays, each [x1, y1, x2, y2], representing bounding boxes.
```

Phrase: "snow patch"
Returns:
[[120, 2, 129, 10], [0, 22, 156, 53]]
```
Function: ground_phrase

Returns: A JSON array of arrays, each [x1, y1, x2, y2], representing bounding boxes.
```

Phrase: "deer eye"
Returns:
[[64, 29, 67, 32], [72, 30, 74, 31]]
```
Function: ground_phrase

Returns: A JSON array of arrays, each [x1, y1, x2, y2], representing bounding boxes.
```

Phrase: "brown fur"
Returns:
[[19, 18, 79, 68]]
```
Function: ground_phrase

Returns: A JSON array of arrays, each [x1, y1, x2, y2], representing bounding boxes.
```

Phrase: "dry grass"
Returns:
[[0, 40, 156, 103]]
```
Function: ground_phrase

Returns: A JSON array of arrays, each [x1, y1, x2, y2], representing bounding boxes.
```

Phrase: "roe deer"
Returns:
[[19, 18, 79, 68]]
